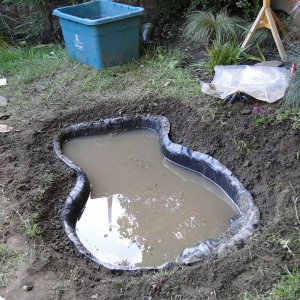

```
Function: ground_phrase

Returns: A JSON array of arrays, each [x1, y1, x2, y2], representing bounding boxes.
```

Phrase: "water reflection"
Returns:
[[65, 129, 239, 268], [77, 186, 232, 268]]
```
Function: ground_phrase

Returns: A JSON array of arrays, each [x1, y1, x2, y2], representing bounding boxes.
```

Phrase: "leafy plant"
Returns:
[[205, 42, 242, 74], [183, 10, 244, 46], [243, 44, 266, 62], [253, 115, 273, 127]]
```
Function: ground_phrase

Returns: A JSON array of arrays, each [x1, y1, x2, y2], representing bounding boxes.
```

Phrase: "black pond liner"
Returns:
[[54, 115, 260, 271]]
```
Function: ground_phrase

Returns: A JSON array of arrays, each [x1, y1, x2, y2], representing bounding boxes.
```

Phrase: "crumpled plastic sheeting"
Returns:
[[200, 65, 291, 103]]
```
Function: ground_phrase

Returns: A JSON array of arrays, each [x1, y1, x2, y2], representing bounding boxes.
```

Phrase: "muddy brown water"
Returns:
[[63, 129, 239, 268]]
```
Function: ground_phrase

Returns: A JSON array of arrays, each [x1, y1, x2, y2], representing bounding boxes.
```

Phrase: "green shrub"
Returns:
[[204, 42, 242, 74], [183, 10, 244, 46]]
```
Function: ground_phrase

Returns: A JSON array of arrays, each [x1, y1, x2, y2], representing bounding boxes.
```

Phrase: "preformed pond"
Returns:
[[63, 129, 239, 268], [55, 115, 259, 270]]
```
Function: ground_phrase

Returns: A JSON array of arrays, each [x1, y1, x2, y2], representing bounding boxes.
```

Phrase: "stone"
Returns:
[[255, 61, 283, 67], [22, 284, 33, 291], [0, 96, 7, 107], [243, 160, 251, 167], [0, 124, 13, 133], [240, 108, 252, 115]]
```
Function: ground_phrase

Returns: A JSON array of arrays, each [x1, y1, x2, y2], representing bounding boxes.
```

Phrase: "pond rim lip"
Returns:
[[53, 114, 260, 271]]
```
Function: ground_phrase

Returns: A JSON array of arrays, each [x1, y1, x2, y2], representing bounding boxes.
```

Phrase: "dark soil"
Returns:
[[1, 97, 299, 299]]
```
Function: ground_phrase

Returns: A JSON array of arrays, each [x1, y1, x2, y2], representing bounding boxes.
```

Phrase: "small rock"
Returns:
[[255, 60, 283, 67], [90, 294, 98, 299], [22, 284, 33, 291], [240, 108, 252, 115], [0, 124, 13, 133], [243, 160, 251, 167], [0, 96, 7, 107]]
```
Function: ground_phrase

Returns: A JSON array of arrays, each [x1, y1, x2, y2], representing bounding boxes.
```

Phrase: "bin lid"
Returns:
[[53, 0, 144, 26]]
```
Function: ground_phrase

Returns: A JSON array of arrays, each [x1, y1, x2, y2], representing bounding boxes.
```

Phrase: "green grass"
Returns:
[[232, 138, 252, 154], [244, 268, 300, 300], [45, 172, 58, 189], [0, 45, 202, 126], [0, 243, 26, 288], [18, 212, 42, 238], [243, 190, 300, 300], [0, 45, 70, 83], [252, 108, 300, 130]]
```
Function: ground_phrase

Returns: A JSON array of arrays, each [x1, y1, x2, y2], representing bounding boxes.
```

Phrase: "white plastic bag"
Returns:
[[200, 65, 290, 103]]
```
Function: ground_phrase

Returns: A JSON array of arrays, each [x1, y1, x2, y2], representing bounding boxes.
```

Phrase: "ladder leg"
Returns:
[[242, 7, 266, 48], [265, 8, 287, 60], [271, 10, 287, 34]]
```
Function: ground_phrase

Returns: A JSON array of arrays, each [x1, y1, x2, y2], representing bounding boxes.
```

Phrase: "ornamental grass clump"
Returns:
[[285, 69, 300, 109], [183, 10, 244, 46], [206, 42, 242, 74]]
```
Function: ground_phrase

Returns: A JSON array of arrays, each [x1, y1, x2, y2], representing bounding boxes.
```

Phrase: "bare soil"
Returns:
[[0, 97, 299, 299]]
